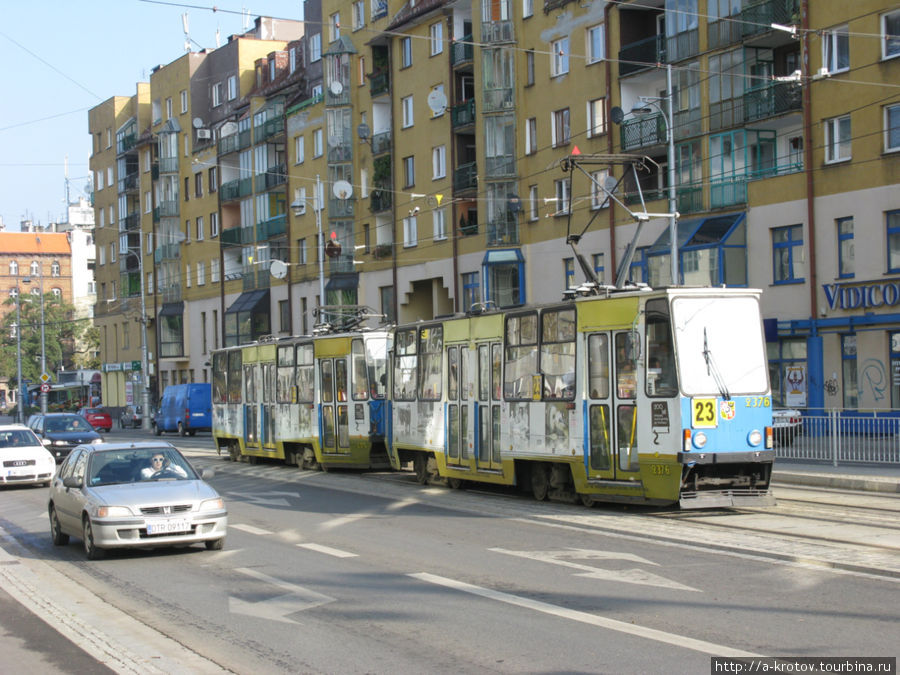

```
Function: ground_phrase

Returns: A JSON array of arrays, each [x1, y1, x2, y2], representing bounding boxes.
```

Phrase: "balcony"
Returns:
[[328, 197, 354, 218], [327, 141, 353, 164], [619, 35, 665, 77], [220, 226, 255, 247], [369, 189, 392, 213], [220, 177, 253, 202], [122, 212, 141, 232], [677, 186, 704, 214], [453, 162, 477, 193], [620, 113, 667, 151], [742, 0, 799, 40], [482, 20, 513, 44], [666, 29, 699, 63], [482, 87, 514, 113], [484, 155, 516, 179], [451, 35, 473, 68], [325, 87, 351, 107], [255, 117, 284, 144], [371, 130, 391, 155], [255, 165, 287, 192], [369, 70, 390, 97], [710, 177, 748, 209], [486, 219, 519, 247], [708, 18, 742, 50], [161, 282, 181, 304], [157, 199, 179, 217], [158, 157, 179, 174], [243, 268, 271, 291], [117, 172, 139, 193], [219, 134, 240, 155], [117, 132, 138, 154], [743, 82, 802, 122], [256, 213, 286, 240], [452, 99, 476, 129], [153, 243, 181, 264]]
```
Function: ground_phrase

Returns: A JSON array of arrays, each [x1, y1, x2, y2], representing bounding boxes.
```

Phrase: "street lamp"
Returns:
[[121, 245, 152, 430], [631, 63, 678, 285]]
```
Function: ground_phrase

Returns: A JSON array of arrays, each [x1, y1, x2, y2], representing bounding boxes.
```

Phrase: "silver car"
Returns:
[[48, 441, 227, 560]]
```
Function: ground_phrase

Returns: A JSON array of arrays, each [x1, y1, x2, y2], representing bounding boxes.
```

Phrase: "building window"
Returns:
[[401, 95, 414, 128], [551, 108, 570, 147], [825, 115, 851, 163], [196, 216, 204, 241], [208, 166, 217, 193], [525, 117, 537, 155], [884, 10, 900, 60], [185, 264, 191, 288], [432, 145, 446, 179], [8, 261, 17, 276], [403, 155, 415, 188], [591, 169, 610, 209], [400, 37, 412, 68], [51, 261, 60, 276], [550, 37, 569, 77], [891, 333, 900, 408], [564, 257, 575, 289], [773, 224, 804, 284], [212, 82, 222, 107], [554, 179, 569, 215], [587, 98, 606, 138], [352, 0, 365, 30], [144, 191, 152, 213], [823, 26, 850, 73], [886, 103, 900, 152], [313, 129, 323, 157], [109, 244, 117, 263], [310, 33, 322, 62], [29, 260, 39, 276], [211, 259, 220, 283], [180, 90, 188, 114], [430, 22, 443, 55], [525, 49, 534, 86], [587, 24, 605, 64], [887, 210, 900, 273], [837, 216, 854, 279], [279, 300, 291, 333], [197, 261, 206, 286], [165, 97, 173, 119], [433, 209, 447, 241], [295, 135, 305, 164], [528, 184, 538, 221], [841, 334, 858, 408], [330, 13, 341, 42], [403, 214, 418, 247], [592, 253, 605, 283], [195, 173, 203, 198], [210, 212, 219, 237], [299, 238, 308, 264], [523, 0, 533, 18], [227, 75, 237, 100], [462, 272, 480, 310]]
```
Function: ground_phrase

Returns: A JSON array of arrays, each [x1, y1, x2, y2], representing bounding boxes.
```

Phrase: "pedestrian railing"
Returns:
[[774, 409, 900, 465]]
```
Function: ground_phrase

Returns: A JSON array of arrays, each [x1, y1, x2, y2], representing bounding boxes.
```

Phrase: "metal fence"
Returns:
[[775, 409, 900, 466]]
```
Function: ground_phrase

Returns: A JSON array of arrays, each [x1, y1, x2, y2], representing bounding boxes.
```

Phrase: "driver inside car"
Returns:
[[141, 452, 187, 479]]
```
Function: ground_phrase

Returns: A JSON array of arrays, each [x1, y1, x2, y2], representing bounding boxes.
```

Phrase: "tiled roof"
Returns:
[[0, 232, 71, 255]]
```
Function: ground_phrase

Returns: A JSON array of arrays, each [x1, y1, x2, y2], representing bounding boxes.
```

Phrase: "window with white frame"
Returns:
[[551, 108, 570, 147], [313, 129, 323, 157], [402, 95, 414, 128], [823, 26, 849, 73], [433, 209, 447, 240], [432, 145, 446, 179], [51, 261, 60, 277], [528, 184, 539, 221], [884, 10, 900, 59], [180, 90, 188, 114], [185, 263, 191, 288], [166, 97, 173, 119], [299, 238, 308, 264], [110, 243, 117, 263], [30, 261, 39, 276], [525, 117, 537, 155], [587, 24, 605, 64], [196, 216, 204, 241], [352, 0, 364, 30], [197, 261, 206, 286], [310, 33, 322, 62], [523, 0, 533, 18], [591, 169, 610, 209], [886, 103, 900, 152], [212, 82, 222, 106], [144, 191, 152, 213], [401, 36, 412, 68], [403, 214, 418, 246], [210, 212, 219, 237], [227, 75, 237, 100], [107, 167, 113, 186], [211, 258, 220, 283], [330, 13, 340, 42], [551, 37, 569, 77], [403, 155, 415, 187], [430, 21, 443, 55], [587, 98, 606, 138], [825, 114, 851, 163], [144, 149, 151, 172], [554, 179, 570, 215], [295, 135, 305, 163], [290, 48, 297, 73]]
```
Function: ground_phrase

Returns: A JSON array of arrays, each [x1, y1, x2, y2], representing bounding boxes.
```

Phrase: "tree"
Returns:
[[0, 292, 94, 388]]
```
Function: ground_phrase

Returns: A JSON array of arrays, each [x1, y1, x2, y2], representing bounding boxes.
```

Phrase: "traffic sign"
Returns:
[[40, 383, 50, 393], [40, 372, 51, 383]]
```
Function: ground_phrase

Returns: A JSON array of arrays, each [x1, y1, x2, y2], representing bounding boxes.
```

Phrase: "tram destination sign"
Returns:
[[822, 278, 900, 311]]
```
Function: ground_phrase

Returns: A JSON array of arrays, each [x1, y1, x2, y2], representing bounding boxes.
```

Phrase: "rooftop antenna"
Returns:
[[182, 12, 191, 52], [242, 7, 251, 31], [215, 27, 221, 48]]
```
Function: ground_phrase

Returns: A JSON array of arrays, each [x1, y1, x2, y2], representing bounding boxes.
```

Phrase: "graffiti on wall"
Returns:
[[861, 358, 887, 401]]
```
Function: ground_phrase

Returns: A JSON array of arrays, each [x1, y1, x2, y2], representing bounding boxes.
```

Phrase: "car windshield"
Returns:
[[0, 430, 40, 449], [45, 417, 92, 432], [87, 448, 198, 487]]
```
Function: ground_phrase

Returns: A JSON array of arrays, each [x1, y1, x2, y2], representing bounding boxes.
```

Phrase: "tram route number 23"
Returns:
[[691, 398, 717, 428]]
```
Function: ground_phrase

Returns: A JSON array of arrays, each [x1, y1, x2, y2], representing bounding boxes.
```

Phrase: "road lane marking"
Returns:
[[320, 513, 372, 530], [409, 572, 758, 658], [230, 523, 273, 535], [490, 547, 700, 592], [298, 543, 358, 558], [230, 567, 335, 624]]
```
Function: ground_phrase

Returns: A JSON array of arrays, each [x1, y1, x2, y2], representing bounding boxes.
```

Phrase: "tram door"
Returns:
[[446, 346, 471, 465], [475, 342, 502, 470], [319, 357, 350, 455], [586, 332, 640, 479], [243, 363, 261, 451]]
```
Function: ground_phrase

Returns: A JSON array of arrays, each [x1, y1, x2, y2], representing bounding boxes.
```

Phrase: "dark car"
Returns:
[[78, 407, 112, 433], [119, 406, 143, 429], [27, 413, 101, 464]]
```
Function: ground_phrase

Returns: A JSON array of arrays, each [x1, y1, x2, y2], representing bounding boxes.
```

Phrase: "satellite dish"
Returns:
[[604, 176, 619, 193], [220, 121, 238, 137], [357, 122, 370, 140], [269, 259, 288, 280], [192, 117, 204, 129], [426, 196, 438, 208], [332, 180, 353, 200], [610, 106, 625, 125], [330, 80, 344, 95], [427, 89, 447, 114]]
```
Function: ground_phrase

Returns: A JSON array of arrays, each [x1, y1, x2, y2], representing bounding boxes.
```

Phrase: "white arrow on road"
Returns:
[[490, 548, 699, 592], [229, 567, 336, 624]]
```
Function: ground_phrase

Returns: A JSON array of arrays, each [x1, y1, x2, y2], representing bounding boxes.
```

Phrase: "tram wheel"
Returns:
[[580, 494, 597, 508], [448, 477, 463, 490], [413, 454, 429, 485], [531, 463, 550, 501]]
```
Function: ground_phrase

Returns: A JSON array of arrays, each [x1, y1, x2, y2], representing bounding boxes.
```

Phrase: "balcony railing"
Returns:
[[255, 165, 287, 192], [371, 130, 391, 155], [452, 99, 476, 129], [218, 134, 240, 155], [257, 213, 286, 240], [329, 197, 354, 218], [482, 20, 513, 44], [325, 87, 351, 107], [453, 162, 477, 192], [116, 132, 138, 154], [743, 81, 802, 122], [221, 226, 255, 246], [677, 185, 704, 214], [451, 36, 473, 67], [153, 243, 181, 263], [619, 35, 665, 77], [158, 157, 179, 174], [117, 172, 139, 193], [710, 177, 748, 209], [161, 282, 181, 305], [369, 189, 392, 213], [157, 199, 179, 217], [484, 155, 516, 178], [243, 268, 271, 291], [620, 113, 667, 151], [482, 87, 514, 113], [369, 70, 390, 97], [255, 117, 284, 143], [327, 142, 353, 163], [742, 0, 798, 39], [486, 219, 519, 246], [666, 29, 699, 63], [220, 177, 253, 202], [122, 212, 141, 231]]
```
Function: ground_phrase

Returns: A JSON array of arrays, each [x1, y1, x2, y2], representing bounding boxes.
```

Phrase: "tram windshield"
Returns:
[[670, 295, 769, 396]]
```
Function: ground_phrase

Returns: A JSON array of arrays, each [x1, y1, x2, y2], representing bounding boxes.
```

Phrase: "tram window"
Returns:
[[588, 334, 610, 399], [227, 351, 242, 403], [276, 345, 295, 403], [491, 344, 502, 401], [504, 313, 538, 400], [645, 299, 677, 397], [541, 308, 576, 401], [448, 347, 459, 400], [321, 361, 334, 403], [335, 359, 349, 402], [393, 328, 417, 401], [589, 404, 612, 470], [351, 339, 369, 400], [478, 346, 490, 400], [213, 352, 228, 403], [244, 365, 257, 404], [617, 404, 639, 471], [615, 333, 637, 399], [460, 347, 469, 401], [296, 344, 314, 403], [262, 363, 276, 403], [366, 336, 389, 400], [418, 326, 443, 401]]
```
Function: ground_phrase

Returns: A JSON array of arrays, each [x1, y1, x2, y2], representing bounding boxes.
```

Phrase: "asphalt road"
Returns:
[[0, 431, 897, 673]]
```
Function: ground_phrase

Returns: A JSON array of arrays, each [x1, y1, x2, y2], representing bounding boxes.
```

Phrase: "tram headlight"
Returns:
[[692, 431, 708, 449], [747, 429, 763, 447]]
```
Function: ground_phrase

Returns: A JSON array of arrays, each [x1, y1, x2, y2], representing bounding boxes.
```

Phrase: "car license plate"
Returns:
[[146, 518, 191, 535]]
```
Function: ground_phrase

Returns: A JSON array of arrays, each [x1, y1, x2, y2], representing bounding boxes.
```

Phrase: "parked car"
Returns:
[[78, 407, 112, 433], [773, 408, 803, 446], [119, 405, 143, 429], [0, 424, 56, 487], [27, 413, 102, 464], [154, 383, 212, 437], [47, 441, 227, 559]]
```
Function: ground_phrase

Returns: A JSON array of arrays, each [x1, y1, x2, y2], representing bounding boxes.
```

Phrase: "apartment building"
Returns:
[[89, 2, 899, 417]]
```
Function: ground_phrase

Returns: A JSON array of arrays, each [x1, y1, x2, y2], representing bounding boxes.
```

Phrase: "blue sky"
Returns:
[[0, 1, 305, 230]]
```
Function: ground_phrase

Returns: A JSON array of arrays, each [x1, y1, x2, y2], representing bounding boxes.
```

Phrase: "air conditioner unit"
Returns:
[[197, 128, 211, 139]]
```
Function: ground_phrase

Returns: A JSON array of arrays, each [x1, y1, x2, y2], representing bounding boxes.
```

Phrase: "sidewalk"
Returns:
[[773, 460, 900, 493]]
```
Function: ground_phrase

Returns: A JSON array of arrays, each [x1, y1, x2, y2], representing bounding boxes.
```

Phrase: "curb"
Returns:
[[772, 472, 900, 493]]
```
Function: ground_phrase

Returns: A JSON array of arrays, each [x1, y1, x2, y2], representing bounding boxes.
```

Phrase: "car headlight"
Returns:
[[53, 440, 67, 446], [692, 431, 708, 449], [199, 497, 225, 512], [96, 506, 133, 517], [91, 438, 103, 444]]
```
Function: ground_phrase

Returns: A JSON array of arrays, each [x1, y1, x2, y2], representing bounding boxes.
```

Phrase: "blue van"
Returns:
[[154, 383, 212, 436]]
